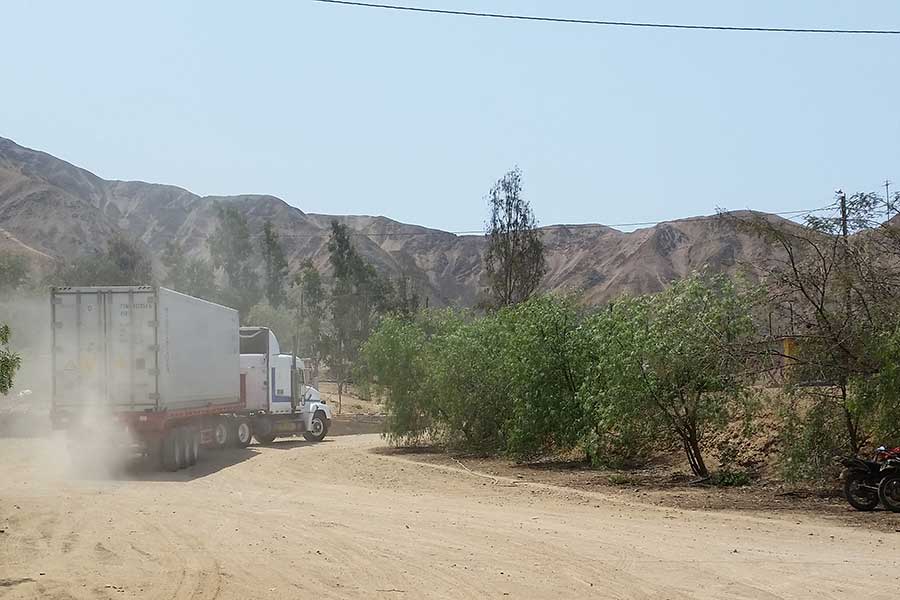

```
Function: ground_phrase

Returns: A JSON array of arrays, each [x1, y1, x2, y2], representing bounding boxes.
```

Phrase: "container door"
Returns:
[[52, 288, 158, 412], [105, 289, 159, 410], [53, 290, 106, 411]]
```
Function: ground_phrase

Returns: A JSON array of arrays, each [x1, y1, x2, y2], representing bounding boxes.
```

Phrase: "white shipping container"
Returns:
[[51, 286, 240, 414]]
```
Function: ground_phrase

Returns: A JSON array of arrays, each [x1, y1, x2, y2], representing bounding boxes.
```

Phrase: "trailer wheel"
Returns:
[[188, 429, 200, 466], [176, 428, 190, 470], [255, 432, 276, 445], [234, 420, 252, 448], [212, 420, 230, 449], [162, 429, 180, 472], [253, 418, 276, 445], [147, 438, 163, 470], [303, 411, 328, 443]]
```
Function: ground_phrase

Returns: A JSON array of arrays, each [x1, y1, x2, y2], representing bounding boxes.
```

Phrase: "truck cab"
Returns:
[[239, 326, 332, 444]]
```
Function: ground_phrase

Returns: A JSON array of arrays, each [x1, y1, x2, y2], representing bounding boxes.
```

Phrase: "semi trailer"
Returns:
[[50, 286, 332, 471]]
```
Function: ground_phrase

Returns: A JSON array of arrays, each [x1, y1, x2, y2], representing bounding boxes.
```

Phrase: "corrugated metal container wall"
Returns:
[[51, 287, 239, 414]]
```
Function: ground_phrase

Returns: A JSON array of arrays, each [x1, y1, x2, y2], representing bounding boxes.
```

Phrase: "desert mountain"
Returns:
[[0, 136, 791, 306]]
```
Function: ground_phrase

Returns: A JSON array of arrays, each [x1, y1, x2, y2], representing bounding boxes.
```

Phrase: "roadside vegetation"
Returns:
[[0, 322, 19, 395], [364, 275, 758, 480], [364, 185, 900, 485]]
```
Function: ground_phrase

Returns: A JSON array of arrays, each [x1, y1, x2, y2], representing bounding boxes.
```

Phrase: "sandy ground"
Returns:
[[2, 434, 899, 599], [398, 450, 900, 533]]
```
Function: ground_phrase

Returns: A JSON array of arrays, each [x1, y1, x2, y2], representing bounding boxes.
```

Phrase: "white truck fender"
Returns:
[[310, 402, 333, 421]]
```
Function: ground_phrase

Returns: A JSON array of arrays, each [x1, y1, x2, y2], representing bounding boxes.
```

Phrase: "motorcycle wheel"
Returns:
[[844, 471, 880, 511], [878, 474, 900, 513]]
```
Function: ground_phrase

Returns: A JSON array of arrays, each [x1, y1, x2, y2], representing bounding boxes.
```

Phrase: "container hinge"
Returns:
[[147, 320, 158, 327], [52, 321, 64, 329], [147, 369, 160, 376], [148, 344, 160, 351], [148, 392, 160, 401]]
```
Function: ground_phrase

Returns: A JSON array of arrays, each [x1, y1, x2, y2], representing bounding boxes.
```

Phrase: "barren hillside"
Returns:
[[0, 136, 793, 305]]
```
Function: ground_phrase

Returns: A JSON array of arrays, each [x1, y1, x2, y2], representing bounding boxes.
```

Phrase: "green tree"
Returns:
[[0, 323, 21, 395], [362, 313, 434, 445], [364, 298, 588, 456], [51, 235, 151, 286], [325, 221, 391, 411], [291, 260, 327, 381], [734, 191, 900, 455], [208, 204, 261, 318], [484, 168, 546, 307], [0, 254, 29, 293], [260, 220, 289, 308], [161, 240, 218, 300], [581, 274, 755, 478], [499, 296, 587, 458], [246, 302, 295, 346], [389, 275, 422, 317]]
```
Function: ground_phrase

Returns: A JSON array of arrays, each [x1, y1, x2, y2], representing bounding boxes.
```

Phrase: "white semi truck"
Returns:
[[50, 286, 332, 471]]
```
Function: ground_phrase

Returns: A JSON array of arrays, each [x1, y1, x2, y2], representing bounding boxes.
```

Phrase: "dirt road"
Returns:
[[1, 433, 898, 599]]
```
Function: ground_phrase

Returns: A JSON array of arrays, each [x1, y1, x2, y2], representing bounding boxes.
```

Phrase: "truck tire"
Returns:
[[234, 420, 252, 448], [255, 432, 276, 445], [147, 438, 163, 470], [176, 428, 189, 470], [188, 429, 200, 466], [303, 411, 328, 443], [253, 418, 276, 445], [212, 420, 230, 449], [162, 429, 180, 472]]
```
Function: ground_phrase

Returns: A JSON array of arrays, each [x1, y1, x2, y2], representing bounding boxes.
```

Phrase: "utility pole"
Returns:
[[837, 188, 857, 450], [839, 190, 849, 240], [838, 188, 851, 332], [886, 179, 893, 220], [838, 190, 850, 307]]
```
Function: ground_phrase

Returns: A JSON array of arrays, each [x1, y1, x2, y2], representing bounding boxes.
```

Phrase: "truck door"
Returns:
[[270, 354, 293, 414]]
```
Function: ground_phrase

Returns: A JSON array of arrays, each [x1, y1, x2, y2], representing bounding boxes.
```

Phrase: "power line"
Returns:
[[265, 207, 833, 239], [312, 0, 900, 35]]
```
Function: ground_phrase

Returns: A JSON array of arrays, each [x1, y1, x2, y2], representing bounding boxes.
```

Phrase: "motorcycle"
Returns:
[[878, 456, 900, 513], [840, 446, 900, 511]]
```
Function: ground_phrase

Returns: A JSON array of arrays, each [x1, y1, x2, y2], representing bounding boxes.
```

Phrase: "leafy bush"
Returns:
[[246, 302, 298, 349], [365, 275, 759, 477], [711, 469, 751, 487], [494, 296, 587, 457], [363, 313, 437, 445], [0, 323, 21, 395], [578, 275, 756, 477], [576, 297, 662, 467], [49, 235, 151, 287], [363, 296, 589, 456], [778, 394, 848, 483], [0, 254, 29, 293]]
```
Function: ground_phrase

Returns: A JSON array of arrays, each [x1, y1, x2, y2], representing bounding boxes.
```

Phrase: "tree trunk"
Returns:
[[682, 435, 709, 478], [337, 380, 344, 415]]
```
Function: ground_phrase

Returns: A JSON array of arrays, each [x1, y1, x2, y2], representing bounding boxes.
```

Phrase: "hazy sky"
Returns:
[[4, 1, 899, 231]]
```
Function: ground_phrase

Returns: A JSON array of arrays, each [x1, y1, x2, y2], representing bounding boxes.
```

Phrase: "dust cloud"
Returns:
[[1, 291, 139, 479], [0, 291, 51, 436]]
